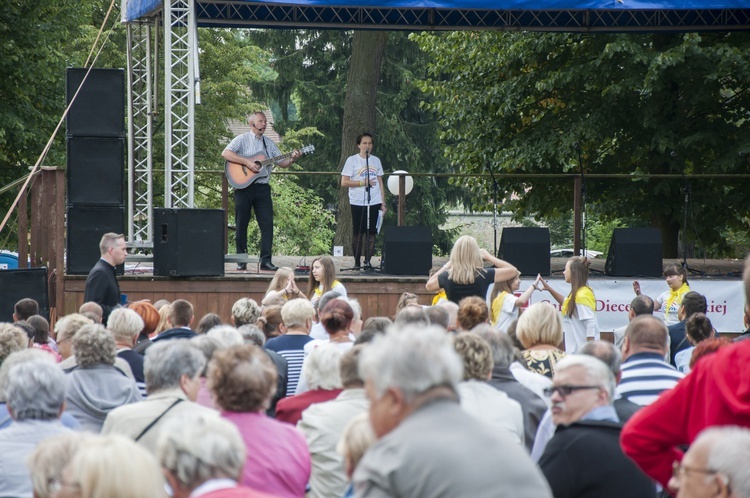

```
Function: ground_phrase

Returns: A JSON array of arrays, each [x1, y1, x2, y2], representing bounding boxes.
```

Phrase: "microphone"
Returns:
[[365, 148, 370, 156], [670, 151, 678, 159]]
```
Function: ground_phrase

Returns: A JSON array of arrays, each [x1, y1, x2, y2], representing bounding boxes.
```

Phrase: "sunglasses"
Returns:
[[543, 385, 601, 398]]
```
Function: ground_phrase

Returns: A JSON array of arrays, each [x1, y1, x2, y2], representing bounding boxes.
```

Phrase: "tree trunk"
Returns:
[[333, 30, 389, 254], [652, 212, 680, 258]]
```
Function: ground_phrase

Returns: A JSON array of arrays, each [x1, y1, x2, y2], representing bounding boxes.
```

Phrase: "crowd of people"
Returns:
[[1, 233, 750, 498]]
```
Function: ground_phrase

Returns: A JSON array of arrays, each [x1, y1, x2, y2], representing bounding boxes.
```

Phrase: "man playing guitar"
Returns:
[[222, 111, 301, 271]]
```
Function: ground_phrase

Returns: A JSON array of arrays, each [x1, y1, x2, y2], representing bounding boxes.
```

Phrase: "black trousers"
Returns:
[[351, 203, 381, 235], [234, 183, 273, 264]]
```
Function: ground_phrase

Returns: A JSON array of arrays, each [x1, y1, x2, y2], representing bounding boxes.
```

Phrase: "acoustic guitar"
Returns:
[[225, 144, 315, 189]]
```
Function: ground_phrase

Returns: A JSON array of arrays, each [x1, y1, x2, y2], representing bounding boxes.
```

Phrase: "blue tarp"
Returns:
[[123, 0, 750, 26]]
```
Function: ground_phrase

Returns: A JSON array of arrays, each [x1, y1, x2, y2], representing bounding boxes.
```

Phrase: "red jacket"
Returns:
[[620, 340, 750, 487], [275, 389, 343, 426]]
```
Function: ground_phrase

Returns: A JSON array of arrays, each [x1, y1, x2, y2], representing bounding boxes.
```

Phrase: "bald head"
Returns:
[[623, 315, 668, 359], [629, 295, 654, 319]]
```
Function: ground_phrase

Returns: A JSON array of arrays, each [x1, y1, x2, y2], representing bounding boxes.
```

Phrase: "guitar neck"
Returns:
[[260, 151, 295, 167]]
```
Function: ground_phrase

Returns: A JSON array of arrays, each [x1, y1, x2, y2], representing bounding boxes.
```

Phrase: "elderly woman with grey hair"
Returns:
[[101, 340, 215, 454], [209, 344, 311, 496], [108, 307, 147, 397], [157, 412, 267, 498], [64, 324, 141, 432], [275, 343, 343, 425], [0, 360, 72, 498]]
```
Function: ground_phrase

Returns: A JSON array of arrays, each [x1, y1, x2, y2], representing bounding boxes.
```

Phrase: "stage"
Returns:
[[60, 256, 745, 333]]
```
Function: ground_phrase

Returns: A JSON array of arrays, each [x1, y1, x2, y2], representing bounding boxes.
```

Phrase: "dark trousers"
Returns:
[[351, 203, 381, 235], [234, 183, 273, 264]]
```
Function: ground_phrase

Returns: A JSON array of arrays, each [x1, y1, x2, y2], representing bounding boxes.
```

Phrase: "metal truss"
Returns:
[[125, 20, 156, 247], [195, 2, 750, 31], [164, 0, 197, 209]]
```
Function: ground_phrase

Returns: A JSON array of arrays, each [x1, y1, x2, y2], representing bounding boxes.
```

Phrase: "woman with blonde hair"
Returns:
[[539, 256, 600, 353], [490, 271, 539, 333], [263, 267, 304, 306], [307, 256, 347, 305], [515, 302, 566, 379], [337, 413, 376, 498], [55, 434, 165, 498], [426, 235, 518, 304]]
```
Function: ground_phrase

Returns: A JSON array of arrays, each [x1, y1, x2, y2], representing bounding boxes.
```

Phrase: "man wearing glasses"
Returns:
[[668, 426, 750, 498], [538, 355, 655, 498]]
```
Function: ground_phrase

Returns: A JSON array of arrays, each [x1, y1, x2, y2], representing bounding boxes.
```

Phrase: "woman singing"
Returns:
[[341, 133, 387, 269]]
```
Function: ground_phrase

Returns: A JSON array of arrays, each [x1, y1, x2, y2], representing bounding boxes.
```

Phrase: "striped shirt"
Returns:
[[264, 334, 314, 395], [224, 132, 282, 185], [616, 352, 684, 406]]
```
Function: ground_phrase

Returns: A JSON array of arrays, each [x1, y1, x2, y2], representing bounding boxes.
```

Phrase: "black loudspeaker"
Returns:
[[498, 227, 551, 276], [153, 209, 225, 277], [66, 68, 125, 137], [383, 226, 432, 276], [605, 228, 663, 277], [67, 137, 124, 206], [0, 268, 50, 322], [67, 206, 125, 275]]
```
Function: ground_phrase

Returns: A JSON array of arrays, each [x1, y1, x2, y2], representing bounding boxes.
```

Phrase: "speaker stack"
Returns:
[[605, 228, 663, 277], [383, 226, 432, 276], [153, 209, 225, 277], [499, 227, 551, 276], [65, 68, 125, 275]]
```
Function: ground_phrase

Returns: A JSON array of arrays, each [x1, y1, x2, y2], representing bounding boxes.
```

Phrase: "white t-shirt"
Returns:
[[563, 304, 600, 354], [491, 292, 519, 334], [341, 154, 384, 206]]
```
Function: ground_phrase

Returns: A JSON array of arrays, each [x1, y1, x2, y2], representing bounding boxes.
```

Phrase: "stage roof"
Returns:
[[123, 0, 750, 32]]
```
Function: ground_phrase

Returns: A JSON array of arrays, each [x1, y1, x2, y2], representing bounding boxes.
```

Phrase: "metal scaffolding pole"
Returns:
[[125, 20, 156, 247], [164, 0, 196, 209]]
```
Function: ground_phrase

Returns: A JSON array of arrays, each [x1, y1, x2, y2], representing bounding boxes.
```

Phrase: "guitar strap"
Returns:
[[256, 136, 270, 183]]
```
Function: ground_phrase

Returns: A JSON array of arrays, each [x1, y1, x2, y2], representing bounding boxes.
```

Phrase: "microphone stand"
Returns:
[[487, 161, 500, 256], [362, 149, 377, 272], [673, 151, 700, 275]]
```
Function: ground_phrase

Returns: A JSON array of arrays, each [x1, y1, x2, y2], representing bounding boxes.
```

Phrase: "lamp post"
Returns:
[[387, 170, 413, 226]]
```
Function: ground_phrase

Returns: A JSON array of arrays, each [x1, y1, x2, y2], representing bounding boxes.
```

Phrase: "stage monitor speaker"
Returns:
[[383, 226, 432, 276], [67, 137, 124, 206], [0, 267, 50, 322], [153, 209, 225, 277], [67, 206, 125, 275], [66, 68, 125, 137], [498, 227, 551, 276], [605, 228, 663, 277]]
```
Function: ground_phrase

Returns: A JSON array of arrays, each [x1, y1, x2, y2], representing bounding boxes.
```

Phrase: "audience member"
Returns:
[[336, 412, 376, 498], [277, 344, 344, 425], [230, 297, 262, 328], [453, 332, 524, 445], [516, 302, 566, 378], [13, 298, 39, 322], [78, 301, 104, 323], [152, 299, 197, 345], [425, 305, 449, 330], [0, 361, 71, 497], [25, 315, 60, 361], [298, 346, 369, 498], [438, 299, 459, 332], [235, 324, 288, 417], [345, 297, 364, 338], [196, 312, 223, 334], [474, 324, 547, 451], [265, 299, 315, 394], [64, 324, 141, 431], [309, 290, 342, 341], [395, 292, 419, 313], [538, 355, 655, 498], [667, 426, 750, 498], [354, 325, 551, 497], [57, 434, 165, 497], [209, 345, 311, 497], [616, 315, 683, 406], [27, 432, 93, 498], [393, 305, 430, 327], [108, 307, 147, 397], [129, 300, 160, 353], [613, 294, 654, 348], [674, 312, 714, 373], [456, 295, 489, 331], [667, 291, 707, 366], [102, 341, 215, 453], [158, 413, 277, 498], [690, 336, 732, 370], [258, 304, 284, 340], [0, 322, 28, 367], [505, 319, 554, 400]]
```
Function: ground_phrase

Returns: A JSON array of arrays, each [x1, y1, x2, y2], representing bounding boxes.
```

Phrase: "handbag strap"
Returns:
[[134, 398, 184, 442]]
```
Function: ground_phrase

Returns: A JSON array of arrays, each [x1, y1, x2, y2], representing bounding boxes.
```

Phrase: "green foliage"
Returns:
[[413, 31, 750, 257]]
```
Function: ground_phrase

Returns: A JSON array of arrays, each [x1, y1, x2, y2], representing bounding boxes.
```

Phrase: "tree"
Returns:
[[414, 31, 750, 257]]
